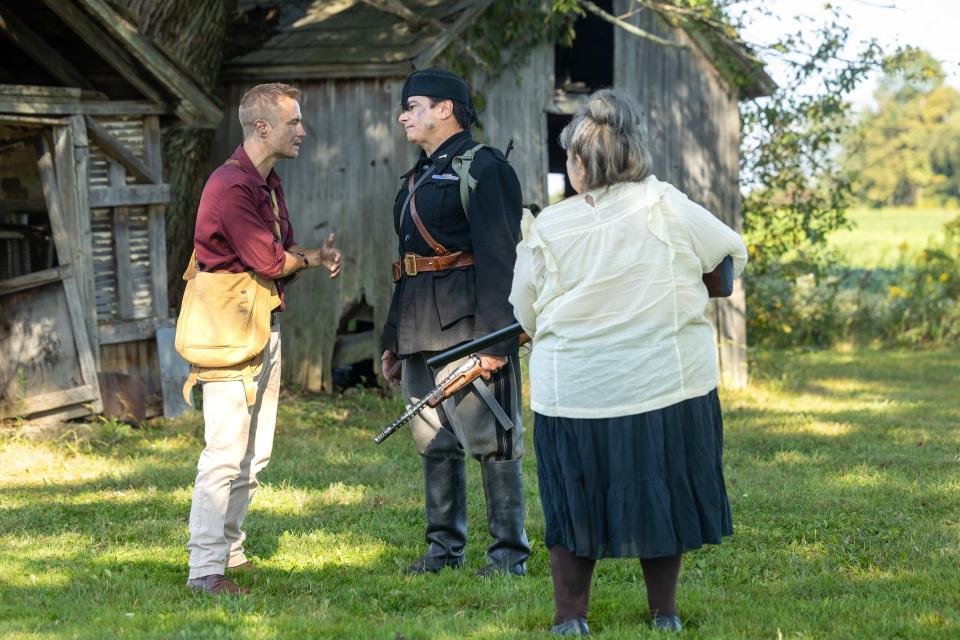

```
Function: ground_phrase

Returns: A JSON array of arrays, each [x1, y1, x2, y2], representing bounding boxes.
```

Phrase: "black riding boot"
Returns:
[[405, 456, 467, 574], [477, 459, 530, 576]]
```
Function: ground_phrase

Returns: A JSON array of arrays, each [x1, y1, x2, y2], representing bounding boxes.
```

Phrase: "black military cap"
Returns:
[[401, 68, 473, 113]]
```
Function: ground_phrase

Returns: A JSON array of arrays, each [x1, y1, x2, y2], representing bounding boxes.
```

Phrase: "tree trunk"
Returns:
[[114, 0, 236, 308]]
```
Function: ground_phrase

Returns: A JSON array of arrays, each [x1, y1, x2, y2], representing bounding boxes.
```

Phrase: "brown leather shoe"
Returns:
[[187, 574, 249, 595], [227, 560, 253, 571]]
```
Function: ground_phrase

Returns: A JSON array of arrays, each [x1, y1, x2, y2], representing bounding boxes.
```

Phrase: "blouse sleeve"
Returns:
[[509, 211, 542, 338], [665, 187, 748, 278]]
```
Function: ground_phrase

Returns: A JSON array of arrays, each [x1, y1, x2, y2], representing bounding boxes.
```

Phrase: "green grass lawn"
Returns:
[[828, 207, 958, 268], [2, 348, 959, 639]]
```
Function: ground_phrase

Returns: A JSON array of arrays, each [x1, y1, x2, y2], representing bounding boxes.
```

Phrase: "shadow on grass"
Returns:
[[3, 348, 959, 637], [0, 552, 561, 639]]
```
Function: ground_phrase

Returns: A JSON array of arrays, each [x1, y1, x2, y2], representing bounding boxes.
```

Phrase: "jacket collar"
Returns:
[[403, 130, 473, 179]]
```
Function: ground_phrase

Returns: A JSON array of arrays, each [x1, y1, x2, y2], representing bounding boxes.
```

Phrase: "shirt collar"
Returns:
[[231, 144, 282, 190]]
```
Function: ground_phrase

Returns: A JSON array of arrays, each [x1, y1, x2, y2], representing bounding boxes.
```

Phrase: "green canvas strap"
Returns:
[[451, 143, 486, 219]]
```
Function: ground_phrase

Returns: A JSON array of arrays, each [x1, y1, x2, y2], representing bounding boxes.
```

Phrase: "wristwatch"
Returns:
[[295, 251, 309, 268]]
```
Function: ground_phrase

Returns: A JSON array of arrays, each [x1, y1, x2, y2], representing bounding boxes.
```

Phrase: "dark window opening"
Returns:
[[555, 0, 614, 93], [332, 296, 379, 390], [0, 131, 56, 282], [547, 114, 577, 202]]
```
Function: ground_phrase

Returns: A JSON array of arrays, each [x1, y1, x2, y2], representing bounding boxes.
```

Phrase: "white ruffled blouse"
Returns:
[[509, 176, 748, 419]]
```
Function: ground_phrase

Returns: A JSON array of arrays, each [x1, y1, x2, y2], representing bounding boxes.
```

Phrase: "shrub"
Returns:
[[747, 215, 960, 348]]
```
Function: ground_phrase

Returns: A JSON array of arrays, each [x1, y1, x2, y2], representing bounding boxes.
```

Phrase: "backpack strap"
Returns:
[[451, 143, 486, 219]]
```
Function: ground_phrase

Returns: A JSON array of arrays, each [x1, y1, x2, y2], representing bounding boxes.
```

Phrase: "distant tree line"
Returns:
[[843, 48, 960, 208]]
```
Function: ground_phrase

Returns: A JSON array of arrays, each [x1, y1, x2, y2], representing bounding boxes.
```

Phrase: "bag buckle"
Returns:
[[403, 253, 418, 277]]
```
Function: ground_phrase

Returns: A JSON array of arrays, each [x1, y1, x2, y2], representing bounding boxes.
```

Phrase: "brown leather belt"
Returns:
[[392, 251, 475, 282]]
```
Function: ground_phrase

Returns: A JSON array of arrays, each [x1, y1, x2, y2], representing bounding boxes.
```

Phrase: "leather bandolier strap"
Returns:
[[393, 170, 475, 282]]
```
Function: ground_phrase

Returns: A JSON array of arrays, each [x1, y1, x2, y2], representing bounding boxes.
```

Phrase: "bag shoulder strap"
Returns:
[[223, 158, 282, 241], [451, 143, 486, 219], [407, 172, 449, 256], [182, 250, 198, 281]]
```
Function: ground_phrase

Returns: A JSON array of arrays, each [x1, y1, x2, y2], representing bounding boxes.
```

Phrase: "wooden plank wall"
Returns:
[[615, 3, 748, 388], [214, 79, 418, 391], [475, 44, 553, 210], [0, 280, 96, 418]]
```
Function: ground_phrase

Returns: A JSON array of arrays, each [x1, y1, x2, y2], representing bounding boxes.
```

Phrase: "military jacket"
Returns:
[[381, 130, 522, 357]]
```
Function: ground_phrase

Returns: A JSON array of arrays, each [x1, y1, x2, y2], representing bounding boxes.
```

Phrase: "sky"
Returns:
[[735, 0, 960, 110]]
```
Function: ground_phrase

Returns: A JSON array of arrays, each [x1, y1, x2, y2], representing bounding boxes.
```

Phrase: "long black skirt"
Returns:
[[534, 389, 733, 559]]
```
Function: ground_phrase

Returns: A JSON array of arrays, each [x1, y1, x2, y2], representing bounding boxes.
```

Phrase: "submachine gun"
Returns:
[[372, 323, 528, 444]]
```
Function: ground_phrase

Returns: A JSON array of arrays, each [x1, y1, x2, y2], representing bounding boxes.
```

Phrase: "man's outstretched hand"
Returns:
[[294, 233, 342, 279], [318, 232, 342, 278]]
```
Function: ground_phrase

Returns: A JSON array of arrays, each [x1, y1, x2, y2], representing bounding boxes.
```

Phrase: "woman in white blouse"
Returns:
[[510, 89, 747, 635]]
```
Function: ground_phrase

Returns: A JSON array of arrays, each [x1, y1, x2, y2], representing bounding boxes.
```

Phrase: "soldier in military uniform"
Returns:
[[380, 68, 530, 577]]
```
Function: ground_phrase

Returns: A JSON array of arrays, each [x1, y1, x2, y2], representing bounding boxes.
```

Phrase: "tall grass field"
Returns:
[[2, 346, 959, 638], [828, 207, 958, 268]]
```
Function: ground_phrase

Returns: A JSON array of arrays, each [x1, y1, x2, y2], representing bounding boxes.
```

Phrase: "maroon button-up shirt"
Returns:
[[194, 145, 296, 308]]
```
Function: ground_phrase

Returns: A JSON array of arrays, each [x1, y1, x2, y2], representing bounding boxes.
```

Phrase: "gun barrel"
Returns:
[[425, 322, 524, 369]]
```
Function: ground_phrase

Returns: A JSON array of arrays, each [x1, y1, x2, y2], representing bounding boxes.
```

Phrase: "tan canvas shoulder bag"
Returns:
[[174, 250, 280, 368]]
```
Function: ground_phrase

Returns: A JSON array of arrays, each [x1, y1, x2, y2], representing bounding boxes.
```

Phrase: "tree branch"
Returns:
[[362, 0, 486, 69], [361, 0, 422, 25], [581, 0, 687, 50]]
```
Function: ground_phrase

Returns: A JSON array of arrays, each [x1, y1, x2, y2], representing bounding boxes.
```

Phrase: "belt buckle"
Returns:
[[403, 253, 418, 277]]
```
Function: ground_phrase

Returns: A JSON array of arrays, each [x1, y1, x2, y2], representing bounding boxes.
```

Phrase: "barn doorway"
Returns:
[[547, 114, 576, 204], [555, 0, 614, 93], [332, 296, 378, 390]]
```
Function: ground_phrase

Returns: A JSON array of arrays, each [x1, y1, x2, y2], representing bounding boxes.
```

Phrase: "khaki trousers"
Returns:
[[186, 328, 281, 580]]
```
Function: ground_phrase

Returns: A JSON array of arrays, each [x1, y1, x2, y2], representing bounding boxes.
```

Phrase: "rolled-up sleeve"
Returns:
[[220, 183, 286, 279]]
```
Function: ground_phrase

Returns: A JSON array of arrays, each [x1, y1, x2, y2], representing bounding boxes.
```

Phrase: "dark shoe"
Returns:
[[410, 456, 468, 574], [227, 560, 253, 571], [405, 552, 465, 574], [551, 617, 590, 635], [652, 615, 682, 631], [475, 561, 526, 577], [479, 460, 530, 571], [187, 574, 249, 595]]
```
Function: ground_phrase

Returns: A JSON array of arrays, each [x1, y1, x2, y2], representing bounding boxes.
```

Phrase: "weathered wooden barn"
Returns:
[[0, 0, 220, 422], [215, 0, 773, 391]]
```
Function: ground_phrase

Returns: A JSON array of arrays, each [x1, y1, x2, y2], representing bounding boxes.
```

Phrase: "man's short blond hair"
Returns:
[[238, 83, 303, 138]]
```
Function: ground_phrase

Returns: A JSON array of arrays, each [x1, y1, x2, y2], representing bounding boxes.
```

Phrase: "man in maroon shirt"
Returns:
[[186, 83, 341, 595]]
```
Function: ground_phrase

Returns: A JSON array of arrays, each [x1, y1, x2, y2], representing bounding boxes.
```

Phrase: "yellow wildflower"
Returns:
[[940, 272, 949, 282], [889, 286, 908, 299]]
